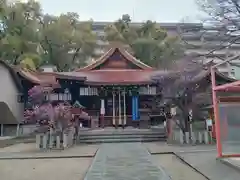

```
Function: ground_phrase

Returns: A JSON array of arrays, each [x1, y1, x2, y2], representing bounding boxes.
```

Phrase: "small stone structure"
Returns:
[[36, 127, 75, 149], [171, 130, 214, 145]]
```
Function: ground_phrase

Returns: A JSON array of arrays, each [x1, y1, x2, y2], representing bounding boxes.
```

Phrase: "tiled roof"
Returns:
[[57, 69, 160, 85], [16, 69, 60, 87], [0, 61, 23, 90], [18, 67, 235, 87]]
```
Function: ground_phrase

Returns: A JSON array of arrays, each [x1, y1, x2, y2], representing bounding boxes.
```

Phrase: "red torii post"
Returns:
[[211, 55, 240, 158]]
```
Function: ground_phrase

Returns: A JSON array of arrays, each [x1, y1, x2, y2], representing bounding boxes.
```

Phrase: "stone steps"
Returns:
[[79, 131, 165, 136], [78, 128, 166, 144], [79, 134, 165, 140], [79, 137, 166, 144]]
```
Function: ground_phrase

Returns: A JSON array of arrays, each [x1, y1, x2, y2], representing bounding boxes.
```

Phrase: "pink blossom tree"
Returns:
[[23, 85, 72, 134]]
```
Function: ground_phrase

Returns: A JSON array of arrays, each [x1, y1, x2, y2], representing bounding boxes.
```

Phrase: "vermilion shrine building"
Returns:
[[18, 46, 160, 128]]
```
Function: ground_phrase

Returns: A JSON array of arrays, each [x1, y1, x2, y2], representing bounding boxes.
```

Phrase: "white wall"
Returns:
[[0, 65, 24, 124]]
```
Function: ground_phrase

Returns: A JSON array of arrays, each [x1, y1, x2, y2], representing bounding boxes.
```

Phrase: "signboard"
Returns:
[[171, 107, 176, 116], [206, 119, 213, 126], [206, 119, 213, 131]]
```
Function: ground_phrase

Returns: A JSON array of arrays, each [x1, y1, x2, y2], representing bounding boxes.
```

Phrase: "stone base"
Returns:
[[36, 132, 74, 150], [171, 130, 214, 145]]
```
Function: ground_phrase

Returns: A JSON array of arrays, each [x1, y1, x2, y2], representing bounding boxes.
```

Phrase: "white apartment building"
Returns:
[[91, 22, 240, 78]]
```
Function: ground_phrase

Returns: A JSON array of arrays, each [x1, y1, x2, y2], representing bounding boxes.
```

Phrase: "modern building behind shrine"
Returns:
[[92, 22, 240, 77]]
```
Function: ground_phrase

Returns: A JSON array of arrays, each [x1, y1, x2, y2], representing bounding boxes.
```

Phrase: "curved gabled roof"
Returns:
[[75, 46, 153, 71], [15, 68, 60, 88]]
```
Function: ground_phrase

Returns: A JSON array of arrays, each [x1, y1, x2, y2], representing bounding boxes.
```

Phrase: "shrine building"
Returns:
[[0, 44, 234, 134], [17, 45, 161, 128]]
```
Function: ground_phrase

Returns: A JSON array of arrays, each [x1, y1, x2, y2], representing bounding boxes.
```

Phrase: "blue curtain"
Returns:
[[132, 96, 136, 120], [135, 96, 139, 120], [132, 96, 139, 121]]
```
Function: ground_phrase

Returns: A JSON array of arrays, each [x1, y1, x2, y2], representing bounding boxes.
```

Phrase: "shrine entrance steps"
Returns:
[[78, 127, 166, 144]]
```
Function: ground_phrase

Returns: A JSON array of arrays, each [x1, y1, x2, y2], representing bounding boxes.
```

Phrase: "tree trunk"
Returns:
[[184, 116, 190, 133]]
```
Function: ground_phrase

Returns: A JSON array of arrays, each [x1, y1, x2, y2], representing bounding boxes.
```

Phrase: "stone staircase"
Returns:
[[78, 127, 166, 144]]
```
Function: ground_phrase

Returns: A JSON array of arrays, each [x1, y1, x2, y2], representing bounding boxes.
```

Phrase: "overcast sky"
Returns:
[[36, 0, 203, 22]]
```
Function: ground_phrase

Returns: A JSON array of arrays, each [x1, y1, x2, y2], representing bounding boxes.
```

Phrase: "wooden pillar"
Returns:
[[100, 99, 105, 128], [118, 88, 122, 126], [112, 91, 116, 127], [211, 67, 222, 157], [123, 88, 126, 128]]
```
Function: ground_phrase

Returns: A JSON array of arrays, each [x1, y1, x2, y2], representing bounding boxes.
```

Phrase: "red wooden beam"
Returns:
[[219, 96, 240, 102], [214, 80, 240, 91]]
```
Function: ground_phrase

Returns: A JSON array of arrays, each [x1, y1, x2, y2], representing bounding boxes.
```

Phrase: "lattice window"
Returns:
[[139, 86, 157, 95], [79, 87, 98, 96]]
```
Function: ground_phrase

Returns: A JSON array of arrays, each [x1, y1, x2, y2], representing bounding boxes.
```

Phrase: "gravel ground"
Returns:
[[0, 136, 35, 148], [0, 143, 99, 159], [152, 154, 207, 180], [0, 158, 92, 180], [0, 143, 36, 153]]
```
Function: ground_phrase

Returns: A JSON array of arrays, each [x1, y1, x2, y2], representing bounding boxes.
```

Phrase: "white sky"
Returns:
[[35, 0, 203, 22]]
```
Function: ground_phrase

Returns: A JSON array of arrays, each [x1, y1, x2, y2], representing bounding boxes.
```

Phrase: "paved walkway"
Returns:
[[84, 143, 171, 180]]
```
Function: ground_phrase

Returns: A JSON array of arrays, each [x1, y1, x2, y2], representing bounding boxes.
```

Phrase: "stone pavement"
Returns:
[[84, 143, 171, 180], [220, 157, 240, 171], [144, 142, 240, 180], [176, 151, 240, 180], [152, 154, 208, 180]]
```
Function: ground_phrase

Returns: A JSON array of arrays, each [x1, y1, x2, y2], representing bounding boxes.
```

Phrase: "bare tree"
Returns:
[[177, 0, 240, 68], [152, 54, 211, 135]]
